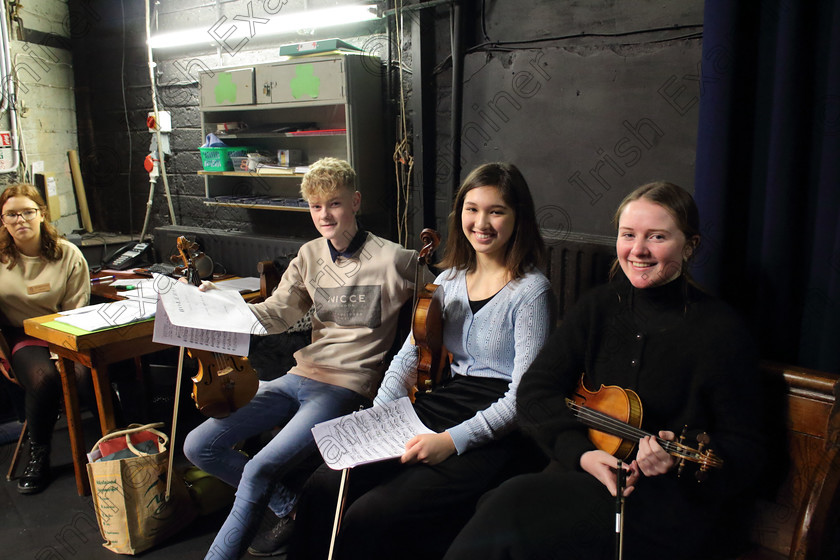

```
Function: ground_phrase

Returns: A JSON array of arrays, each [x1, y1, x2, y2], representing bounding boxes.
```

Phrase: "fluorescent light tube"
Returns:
[[149, 4, 379, 50]]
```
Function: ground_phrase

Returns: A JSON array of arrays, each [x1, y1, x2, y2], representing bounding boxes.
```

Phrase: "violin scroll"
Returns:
[[673, 429, 721, 481], [172, 236, 213, 286], [418, 228, 441, 263]]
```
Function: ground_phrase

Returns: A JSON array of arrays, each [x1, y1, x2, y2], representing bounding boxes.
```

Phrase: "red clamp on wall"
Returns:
[[144, 154, 157, 173]]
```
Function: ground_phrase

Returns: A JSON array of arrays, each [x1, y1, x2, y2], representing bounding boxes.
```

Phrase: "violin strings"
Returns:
[[567, 402, 688, 457], [566, 401, 722, 468]]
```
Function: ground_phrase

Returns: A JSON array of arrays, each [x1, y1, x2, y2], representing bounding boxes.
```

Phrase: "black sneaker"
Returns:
[[247, 515, 295, 557], [17, 442, 51, 495]]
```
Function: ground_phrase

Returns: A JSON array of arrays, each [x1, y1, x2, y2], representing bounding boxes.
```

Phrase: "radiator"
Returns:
[[546, 237, 615, 320], [153, 225, 308, 278], [153, 226, 614, 317]]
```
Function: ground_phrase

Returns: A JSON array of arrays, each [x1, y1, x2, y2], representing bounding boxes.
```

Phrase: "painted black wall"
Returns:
[[68, 0, 703, 251], [418, 0, 704, 246]]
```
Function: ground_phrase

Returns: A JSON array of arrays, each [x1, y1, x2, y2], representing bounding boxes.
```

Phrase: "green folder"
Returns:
[[43, 317, 155, 336], [278, 38, 362, 56]]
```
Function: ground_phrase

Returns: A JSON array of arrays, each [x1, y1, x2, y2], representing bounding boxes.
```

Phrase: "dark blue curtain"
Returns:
[[694, 0, 840, 373]]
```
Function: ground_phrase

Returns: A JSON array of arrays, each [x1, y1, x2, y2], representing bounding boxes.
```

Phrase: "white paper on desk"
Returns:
[[58, 303, 108, 316], [54, 299, 156, 331], [215, 276, 261, 293], [111, 278, 154, 288], [153, 299, 251, 355], [154, 274, 266, 335], [116, 283, 159, 306], [311, 397, 435, 470]]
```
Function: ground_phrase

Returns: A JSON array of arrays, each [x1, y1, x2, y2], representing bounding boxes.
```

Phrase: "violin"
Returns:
[[171, 236, 213, 285], [566, 375, 723, 480], [411, 229, 448, 394], [188, 349, 259, 418], [173, 235, 258, 418]]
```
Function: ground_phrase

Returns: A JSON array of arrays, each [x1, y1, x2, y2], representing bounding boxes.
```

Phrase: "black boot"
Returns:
[[17, 441, 51, 495]]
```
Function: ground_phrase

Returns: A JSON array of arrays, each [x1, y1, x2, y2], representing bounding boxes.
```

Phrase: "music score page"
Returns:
[[312, 397, 435, 470]]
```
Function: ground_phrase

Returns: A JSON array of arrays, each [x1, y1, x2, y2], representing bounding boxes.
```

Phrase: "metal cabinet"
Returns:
[[197, 54, 389, 235]]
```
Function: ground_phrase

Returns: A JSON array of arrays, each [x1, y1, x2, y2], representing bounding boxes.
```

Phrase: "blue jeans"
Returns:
[[184, 374, 368, 560]]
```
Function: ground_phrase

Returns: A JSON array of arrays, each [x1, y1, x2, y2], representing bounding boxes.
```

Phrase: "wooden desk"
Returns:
[[22, 314, 168, 496]]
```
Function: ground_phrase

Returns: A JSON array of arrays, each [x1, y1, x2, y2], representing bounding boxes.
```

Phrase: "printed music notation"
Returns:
[[311, 397, 434, 470]]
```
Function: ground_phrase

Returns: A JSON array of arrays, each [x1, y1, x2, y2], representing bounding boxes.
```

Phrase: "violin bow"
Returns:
[[327, 467, 350, 560], [615, 459, 625, 560], [165, 345, 187, 501]]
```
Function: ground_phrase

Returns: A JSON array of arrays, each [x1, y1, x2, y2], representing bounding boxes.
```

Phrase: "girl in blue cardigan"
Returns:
[[273, 163, 554, 560]]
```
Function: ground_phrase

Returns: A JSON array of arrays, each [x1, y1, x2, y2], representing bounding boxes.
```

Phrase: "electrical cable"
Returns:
[[474, 23, 704, 49], [480, 0, 490, 43], [392, 0, 414, 247], [432, 24, 705, 76], [121, 0, 134, 236]]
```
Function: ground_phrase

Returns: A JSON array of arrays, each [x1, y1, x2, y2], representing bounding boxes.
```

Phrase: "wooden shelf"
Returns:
[[198, 170, 305, 177], [215, 130, 347, 139]]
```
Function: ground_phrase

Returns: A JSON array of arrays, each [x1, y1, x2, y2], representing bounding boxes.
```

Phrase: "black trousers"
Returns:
[[10, 344, 93, 445], [444, 465, 747, 560], [443, 469, 616, 560], [290, 376, 544, 560]]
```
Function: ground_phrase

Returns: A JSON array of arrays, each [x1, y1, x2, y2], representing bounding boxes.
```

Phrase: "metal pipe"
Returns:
[[141, 0, 177, 241], [0, 3, 21, 174], [449, 1, 463, 196]]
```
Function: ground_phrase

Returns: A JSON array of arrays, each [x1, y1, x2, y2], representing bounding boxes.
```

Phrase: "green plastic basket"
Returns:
[[200, 146, 255, 171]]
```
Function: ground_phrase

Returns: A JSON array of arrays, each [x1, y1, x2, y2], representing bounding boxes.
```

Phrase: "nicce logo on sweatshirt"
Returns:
[[314, 286, 382, 328]]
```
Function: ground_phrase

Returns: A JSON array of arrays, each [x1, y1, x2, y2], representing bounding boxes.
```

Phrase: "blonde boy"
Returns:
[[185, 158, 419, 559]]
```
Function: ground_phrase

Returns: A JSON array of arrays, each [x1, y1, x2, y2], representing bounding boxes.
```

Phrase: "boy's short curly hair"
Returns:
[[300, 157, 357, 201]]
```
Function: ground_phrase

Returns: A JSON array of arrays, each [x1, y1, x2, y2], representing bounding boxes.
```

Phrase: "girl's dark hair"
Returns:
[[0, 184, 63, 269], [609, 181, 701, 280], [438, 162, 546, 279]]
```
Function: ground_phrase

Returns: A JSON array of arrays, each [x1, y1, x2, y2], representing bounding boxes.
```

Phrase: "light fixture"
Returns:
[[148, 4, 380, 50]]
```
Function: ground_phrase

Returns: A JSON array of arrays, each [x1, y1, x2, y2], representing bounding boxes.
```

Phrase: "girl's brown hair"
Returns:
[[438, 162, 546, 279], [609, 181, 701, 280], [0, 184, 63, 269]]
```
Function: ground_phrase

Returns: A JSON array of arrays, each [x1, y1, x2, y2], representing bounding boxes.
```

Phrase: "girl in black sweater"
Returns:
[[444, 182, 769, 560]]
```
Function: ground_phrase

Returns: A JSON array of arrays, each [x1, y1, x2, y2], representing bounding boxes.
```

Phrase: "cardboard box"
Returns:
[[34, 173, 61, 221]]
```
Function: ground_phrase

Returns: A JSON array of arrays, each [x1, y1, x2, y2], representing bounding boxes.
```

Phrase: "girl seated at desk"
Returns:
[[0, 184, 92, 495]]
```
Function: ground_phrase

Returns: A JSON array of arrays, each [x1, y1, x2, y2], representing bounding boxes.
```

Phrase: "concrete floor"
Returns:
[[0, 391, 247, 559]]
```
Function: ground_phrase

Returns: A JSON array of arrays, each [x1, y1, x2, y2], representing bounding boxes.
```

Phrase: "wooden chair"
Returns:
[[738, 361, 840, 559], [0, 331, 28, 481], [257, 259, 283, 301]]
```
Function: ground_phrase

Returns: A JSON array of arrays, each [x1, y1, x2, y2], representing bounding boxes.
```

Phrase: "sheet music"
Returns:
[[311, 397, 435, 470], [153, 299, 250, 355], [154, 274, 266, 335]]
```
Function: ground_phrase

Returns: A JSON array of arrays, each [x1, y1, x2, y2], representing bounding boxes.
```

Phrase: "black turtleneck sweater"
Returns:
[[516, 272, 767, 554]]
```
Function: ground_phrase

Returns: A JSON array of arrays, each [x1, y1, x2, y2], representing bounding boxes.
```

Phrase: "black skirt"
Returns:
[[412, 374, 510, 433]]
